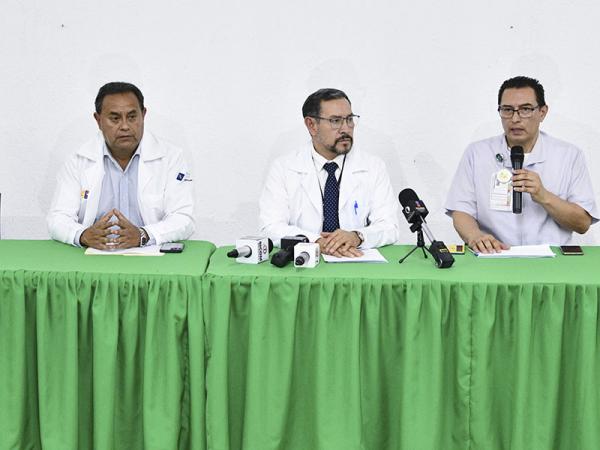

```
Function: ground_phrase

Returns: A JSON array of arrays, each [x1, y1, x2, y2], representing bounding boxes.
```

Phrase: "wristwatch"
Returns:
[[353, 230, 364, 247], [139, 227, 149, 247]]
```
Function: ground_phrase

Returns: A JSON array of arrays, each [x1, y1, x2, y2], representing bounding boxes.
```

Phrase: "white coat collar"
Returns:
[[291, 141, 368, 213], [76, 131, 165, 162], [290, 141, 368, 173]]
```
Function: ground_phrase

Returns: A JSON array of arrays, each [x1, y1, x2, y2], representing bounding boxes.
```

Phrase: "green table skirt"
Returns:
[[2, 241, 600, 450], [0, 271, 208, 450], [203, 275, 600, 450]]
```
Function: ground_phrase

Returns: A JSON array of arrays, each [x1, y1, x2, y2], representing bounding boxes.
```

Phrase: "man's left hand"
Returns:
[[512, 169, 549, 204], [110, 209, 143, 249], [318, 229, 363, 257]]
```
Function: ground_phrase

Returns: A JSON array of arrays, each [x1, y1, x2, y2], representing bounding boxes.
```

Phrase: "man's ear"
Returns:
[[539, 104, 548, 122], [93, 112, 101, 128], [304, 116, 317, 136]]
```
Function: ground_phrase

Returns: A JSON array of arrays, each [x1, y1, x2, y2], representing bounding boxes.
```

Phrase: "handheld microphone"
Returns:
[[511, 146, 524, 214], [294, 243, 320, 268], [271, 235, 309, 268], [398, 188, 454, 268], [227, 237, 273, 264]]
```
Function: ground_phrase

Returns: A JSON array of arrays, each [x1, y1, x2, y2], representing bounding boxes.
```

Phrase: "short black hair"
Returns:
[[302, 88, 351, 118], [498, 76, 546, 107], [95, 82, 145, 113]]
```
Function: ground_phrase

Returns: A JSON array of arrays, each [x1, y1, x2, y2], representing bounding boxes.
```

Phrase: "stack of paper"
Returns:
[[472, 244, 556, 258], [85, 245, 164, 256], [322, 248, 388, 263]]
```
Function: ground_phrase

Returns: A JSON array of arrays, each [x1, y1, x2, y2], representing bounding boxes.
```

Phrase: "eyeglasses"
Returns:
[[497, 105, 540, 119], [311, 114, 360, 129]]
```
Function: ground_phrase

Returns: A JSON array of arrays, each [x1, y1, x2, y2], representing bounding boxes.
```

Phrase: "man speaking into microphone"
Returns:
[[445, 76, 598, 253]]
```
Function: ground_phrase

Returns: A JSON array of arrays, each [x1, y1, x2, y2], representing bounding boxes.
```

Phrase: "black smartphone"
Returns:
[[560, 245, 583, 255], [160, 242, 185, 253]]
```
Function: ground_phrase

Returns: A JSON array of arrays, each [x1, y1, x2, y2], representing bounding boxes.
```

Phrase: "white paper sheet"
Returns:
[[84, 245, 164, 256], [322, 248, 388, 263], [471, 244, 556, 258]]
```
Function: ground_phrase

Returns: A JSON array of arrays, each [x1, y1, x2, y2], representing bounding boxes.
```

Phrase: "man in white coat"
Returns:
[[259, 88, 399, 257], [47, 82, 194, 249]]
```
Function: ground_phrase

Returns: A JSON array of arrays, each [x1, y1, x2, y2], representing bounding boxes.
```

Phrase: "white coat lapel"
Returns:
[[138, 133, 165, 194], [82, 165, 104, 225], [296, 145, 323, 214], [339, 150, 364, 210], [79, 133, 105, 226]]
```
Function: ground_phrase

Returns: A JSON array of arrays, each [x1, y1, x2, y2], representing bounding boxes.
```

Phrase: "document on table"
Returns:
[[85, 245, 164, 256], [322, 248, 388, 263], [471, 244, 556, 258]]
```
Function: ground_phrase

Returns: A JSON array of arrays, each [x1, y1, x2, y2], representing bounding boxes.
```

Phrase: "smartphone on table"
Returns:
[[160, 242, 185, 253], [559, 245, 583, 255]]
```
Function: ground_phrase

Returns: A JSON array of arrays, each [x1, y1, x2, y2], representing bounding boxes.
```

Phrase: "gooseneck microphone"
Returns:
[[398, 188, 454, 269], [510, 146, 524, 214]]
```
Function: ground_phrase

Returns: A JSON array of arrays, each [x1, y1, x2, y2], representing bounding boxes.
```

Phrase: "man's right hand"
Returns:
[[467, 233, 509, 254], [451, 210, 509, 254], [79, 210, 117, 249], [317, 230, 364, 257]]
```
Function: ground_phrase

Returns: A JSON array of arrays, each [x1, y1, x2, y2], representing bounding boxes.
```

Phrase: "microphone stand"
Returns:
[[399, 222, 428, 263]]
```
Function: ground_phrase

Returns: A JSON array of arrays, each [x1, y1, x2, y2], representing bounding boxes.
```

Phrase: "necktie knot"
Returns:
[[324, 162, 338, 175]]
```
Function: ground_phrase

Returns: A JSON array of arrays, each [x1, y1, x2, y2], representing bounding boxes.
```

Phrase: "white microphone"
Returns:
[[294, 243, 320, 268], [227, 237, 273, 264]]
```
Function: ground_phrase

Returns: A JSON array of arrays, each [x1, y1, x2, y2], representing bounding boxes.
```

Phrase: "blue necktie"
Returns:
[[322, 162, 340, 232]]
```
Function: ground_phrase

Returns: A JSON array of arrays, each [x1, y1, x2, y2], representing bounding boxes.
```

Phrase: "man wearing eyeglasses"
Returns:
[[445, 76, 598, 253], [259, 88, 399, 257]]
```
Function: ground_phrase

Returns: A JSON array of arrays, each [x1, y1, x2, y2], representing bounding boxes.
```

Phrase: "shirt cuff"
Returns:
[[74, 229, 84, 247], [145, 228, 156, 246]]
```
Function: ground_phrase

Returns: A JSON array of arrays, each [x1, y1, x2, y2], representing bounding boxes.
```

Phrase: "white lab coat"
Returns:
[[259, 143, 400, 248], [47, 131, 195, 246]]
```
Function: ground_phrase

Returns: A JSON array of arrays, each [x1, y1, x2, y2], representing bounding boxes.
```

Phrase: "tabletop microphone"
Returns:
[[399, 188, 429, 225], [294, 242, 320, 268], [271, 235, 309, 268], [511, 146, 524, 214], [227, 237, 273, 264], [398, 188, 454, 268]]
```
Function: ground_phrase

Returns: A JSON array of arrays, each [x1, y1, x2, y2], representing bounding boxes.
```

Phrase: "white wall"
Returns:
[[1, 0, 599, 245]]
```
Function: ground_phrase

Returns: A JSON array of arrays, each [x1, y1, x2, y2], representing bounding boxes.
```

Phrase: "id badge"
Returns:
[[489, 169, 512, 211]]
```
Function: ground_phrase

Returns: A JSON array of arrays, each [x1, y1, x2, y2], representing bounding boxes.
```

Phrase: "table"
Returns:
[[203, 245, 600, 450], [0, 240, 215, 450]]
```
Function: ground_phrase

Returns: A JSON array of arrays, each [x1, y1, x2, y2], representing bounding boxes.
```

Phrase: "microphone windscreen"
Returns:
[[398, 188, 419, 208]]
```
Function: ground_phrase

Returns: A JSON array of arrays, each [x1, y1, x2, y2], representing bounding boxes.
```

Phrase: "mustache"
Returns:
[[335, 134, 353, 144]]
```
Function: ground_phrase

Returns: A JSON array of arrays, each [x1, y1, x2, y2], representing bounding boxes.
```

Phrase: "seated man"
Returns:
[[259, 88, 399, 257], [48, 82, 194, 249], [445, 76, 598, 253]]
